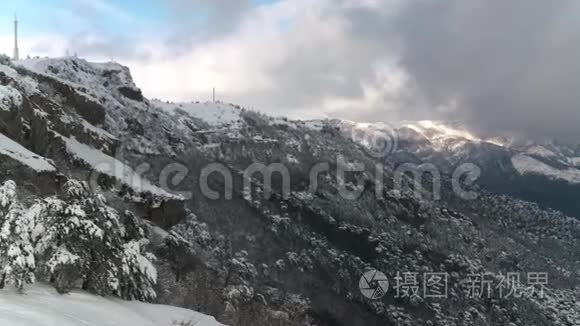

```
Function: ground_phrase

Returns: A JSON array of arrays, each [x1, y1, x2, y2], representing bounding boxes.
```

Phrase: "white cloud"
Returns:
[[118, 0, 405, 121], [122, 0, 328, 109]]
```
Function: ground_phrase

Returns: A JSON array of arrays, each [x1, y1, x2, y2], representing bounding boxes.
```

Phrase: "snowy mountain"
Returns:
[[1, 56, 580, 325], [397, 120, 580, 185], [337, 119, 580, 218]]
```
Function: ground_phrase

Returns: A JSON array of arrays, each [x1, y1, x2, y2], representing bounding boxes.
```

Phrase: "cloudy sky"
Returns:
[[1, 0, 579, 142]]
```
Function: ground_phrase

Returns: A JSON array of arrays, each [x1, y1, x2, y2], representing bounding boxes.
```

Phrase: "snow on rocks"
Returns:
[[525, 145, 558, 159], [16, 58, 136, 134], [393, 120, 506, 151], [16, 58, 136, 95], [153, 100, 242, 128], [0, 283, 224, 326], [512, 154, 580, 184], [0, 84, 22, 112], [81, 119, 116, 141], [402, 120, 482, 145], [12, 58, 189, 199], [0, 63, 19, 80], [569, 157, 580, 167], [0, 63, 39, 95], [61, 135, 181, 199], [337, 120, 399, 153], [299, 119, 326, 131], [0, 132, 56, 172]]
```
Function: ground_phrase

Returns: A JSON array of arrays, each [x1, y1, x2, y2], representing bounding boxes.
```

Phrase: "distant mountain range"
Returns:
[[338, 119, 580, 218]]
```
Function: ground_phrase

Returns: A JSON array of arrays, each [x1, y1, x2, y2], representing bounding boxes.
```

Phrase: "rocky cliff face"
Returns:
[[1, 57, 579, 325], [0, 58, 188, 225]]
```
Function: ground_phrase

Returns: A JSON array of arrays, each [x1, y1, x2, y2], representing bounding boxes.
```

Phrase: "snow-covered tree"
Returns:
[[32, 180, 111, 293], [117, 210, 157, 301], [33, 179, 157, 300], [118, 239, 157, 301], [0, 180, 35, 290]]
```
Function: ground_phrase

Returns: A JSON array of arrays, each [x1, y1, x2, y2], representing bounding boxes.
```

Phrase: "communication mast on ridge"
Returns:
[[13, 14, 19, 61]]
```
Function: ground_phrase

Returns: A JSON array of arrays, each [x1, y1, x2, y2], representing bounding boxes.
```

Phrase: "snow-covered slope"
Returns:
[[512, 154, 580, 184], [153, 100, 243, 129], [60, 135, 180, 198], [16, 58, 136, 106], [337, 118, 580, 188], [402, 120, 483, 148], [525, 145, 558, 159], [335, 119, 398, 155], [336, 119, 505, 157], [399, 120, 510, 150], [400, 121, 580, 184], [0, 84, 23, 112], [0, 133, 56, 172], [0, 284, 224, 326], [0, 64, 39, 95]]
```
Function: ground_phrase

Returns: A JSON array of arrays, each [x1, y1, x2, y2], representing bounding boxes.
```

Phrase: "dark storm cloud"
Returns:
[[392, 0, 580, 141], [217, 2, 405, 119], [226, 0, 580, 142]]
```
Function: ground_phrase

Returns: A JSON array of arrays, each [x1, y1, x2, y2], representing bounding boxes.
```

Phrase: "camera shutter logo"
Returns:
[[350, 123, 398, 159], [359, 269, 389, 300]]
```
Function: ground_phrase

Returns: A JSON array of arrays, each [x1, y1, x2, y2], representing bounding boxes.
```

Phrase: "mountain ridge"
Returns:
[[337, 119, 580, 218]]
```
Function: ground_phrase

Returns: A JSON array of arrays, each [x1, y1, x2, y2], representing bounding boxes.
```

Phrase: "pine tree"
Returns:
[[118, 239, 157, 301], [32, 179, 157, 300], [0, 181, 35, 290], [32, 188, 103, 293]]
